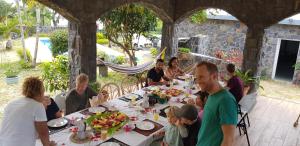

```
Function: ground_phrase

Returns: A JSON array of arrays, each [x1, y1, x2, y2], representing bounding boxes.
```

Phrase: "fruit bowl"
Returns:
[[85, 111, 128, 135]]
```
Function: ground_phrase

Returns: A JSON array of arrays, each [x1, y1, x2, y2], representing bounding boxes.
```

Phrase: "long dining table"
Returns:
[[36, 79, 199, 146]]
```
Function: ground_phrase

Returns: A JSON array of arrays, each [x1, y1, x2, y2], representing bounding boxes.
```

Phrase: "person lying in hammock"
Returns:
[[147, 59, 170, 86]]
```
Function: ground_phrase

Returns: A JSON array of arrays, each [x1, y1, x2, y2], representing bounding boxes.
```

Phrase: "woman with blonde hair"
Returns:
[[0, 77, 56, 146]]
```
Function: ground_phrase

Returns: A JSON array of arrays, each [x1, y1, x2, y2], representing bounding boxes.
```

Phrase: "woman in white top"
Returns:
[[0, 77, 56, 146]]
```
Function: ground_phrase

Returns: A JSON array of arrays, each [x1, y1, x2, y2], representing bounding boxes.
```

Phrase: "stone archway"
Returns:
[[36, 0, 300, 91]]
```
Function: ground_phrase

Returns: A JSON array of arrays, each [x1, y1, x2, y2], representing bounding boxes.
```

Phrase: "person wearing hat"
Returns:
[[178, 104, 201, 146], [195, 61, 237, 146]]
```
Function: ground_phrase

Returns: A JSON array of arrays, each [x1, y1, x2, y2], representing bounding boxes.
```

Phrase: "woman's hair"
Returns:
[[168, 57, 178, 68], [76, 73, 89, 86], [22, 77, 44, 99], [166, 106, 180, 118], [197, 91, 209, 102], [226, 63, 235, 73]]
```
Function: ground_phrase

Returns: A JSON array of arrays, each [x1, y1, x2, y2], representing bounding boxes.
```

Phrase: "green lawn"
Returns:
[[259, 79, 300, 101]]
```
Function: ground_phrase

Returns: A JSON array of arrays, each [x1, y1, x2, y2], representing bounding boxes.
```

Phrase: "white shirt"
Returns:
[[0, 97, 47, 146]]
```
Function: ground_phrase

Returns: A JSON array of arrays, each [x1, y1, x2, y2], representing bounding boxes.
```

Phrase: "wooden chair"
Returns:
[[100, 83, 121, 100], [121, 75, 139, 95]]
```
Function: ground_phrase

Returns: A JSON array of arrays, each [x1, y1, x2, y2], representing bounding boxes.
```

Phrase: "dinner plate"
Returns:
[[178, 75, 189, 80], [88, 107, 106, 113], [136, 121, 155, 131], [126, 94, 139, 99], [99, 142, 120, 146], [47, 118, 68, 128]]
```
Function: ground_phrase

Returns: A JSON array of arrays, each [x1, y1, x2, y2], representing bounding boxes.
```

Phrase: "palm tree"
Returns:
[[15, 0, 27, 62]]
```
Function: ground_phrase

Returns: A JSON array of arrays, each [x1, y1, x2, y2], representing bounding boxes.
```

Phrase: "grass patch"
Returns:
[[259, 79, 300, 100]]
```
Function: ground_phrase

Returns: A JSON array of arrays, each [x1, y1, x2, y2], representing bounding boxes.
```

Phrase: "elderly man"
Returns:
[[66, 73, 104, 115], [195, 61, 237, 146], [147, 59, 170, 86]]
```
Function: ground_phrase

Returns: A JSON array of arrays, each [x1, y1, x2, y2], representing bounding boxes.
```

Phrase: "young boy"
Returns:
[[178, 104, 201, 146]]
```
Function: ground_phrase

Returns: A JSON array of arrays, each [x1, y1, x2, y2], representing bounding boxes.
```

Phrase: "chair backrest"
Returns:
[[101, 83, 121, 100], [239, 92, 257, 113], [121, 76, 139, 95], [53, 92, 66, 111]]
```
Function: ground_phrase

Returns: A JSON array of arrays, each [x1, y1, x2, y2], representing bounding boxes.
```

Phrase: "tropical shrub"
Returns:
[[97, 50, 109, 61], [40, 55, 70, 92], [150, 47, 158, 57], [16, 48, 32, 61], [178, 47, 191, 53], [294, 62, 300, 70], [97, 39, 109, 45], [113, 56, 126, 64], [19, 60, 32, 69], [50, 29, 68, 57]]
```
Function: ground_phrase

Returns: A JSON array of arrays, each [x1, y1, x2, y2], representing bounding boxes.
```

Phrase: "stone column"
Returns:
[[68, 21, 97, 89], [242, 26, 265, 92], [161, 22, 178, 60]]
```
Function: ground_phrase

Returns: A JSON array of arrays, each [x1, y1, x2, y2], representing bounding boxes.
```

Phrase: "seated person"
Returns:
[[151, 106, 188, 146], [165, 57, 184, 79], [188, 91, 209, 121], [178, 104, 201, 146], [226, 63, 244, 102], [42, 96, 63, 121], [66, 73, 104, 115], [147, 59, 170, 86]]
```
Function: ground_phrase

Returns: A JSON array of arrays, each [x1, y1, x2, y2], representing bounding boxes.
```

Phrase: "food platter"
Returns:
[[165, 88, 183, 97], [86, 111, 128, 134]]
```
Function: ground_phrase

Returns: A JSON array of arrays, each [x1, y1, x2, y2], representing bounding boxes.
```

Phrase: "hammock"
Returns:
[[98, 48, 166, 75]]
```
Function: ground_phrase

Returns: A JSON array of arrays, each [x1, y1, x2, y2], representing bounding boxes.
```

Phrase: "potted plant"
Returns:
[[293, 62, 300, 85], [235, 69, 263, 96], [4, 67, 20, 85], [178, 48, 191, 60]]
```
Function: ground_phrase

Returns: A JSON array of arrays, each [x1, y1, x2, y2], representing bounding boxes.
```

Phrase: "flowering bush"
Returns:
[[214, 49, 243, 67]]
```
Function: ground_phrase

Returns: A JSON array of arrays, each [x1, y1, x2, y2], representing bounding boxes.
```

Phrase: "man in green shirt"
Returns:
[[195, 61, 237, 146]]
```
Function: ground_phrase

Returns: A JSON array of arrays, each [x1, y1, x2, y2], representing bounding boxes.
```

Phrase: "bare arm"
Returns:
[[35, 121, 51, 146], [221, 125, 235, 146]]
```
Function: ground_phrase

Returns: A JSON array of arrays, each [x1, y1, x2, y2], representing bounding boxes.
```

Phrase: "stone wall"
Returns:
[[177, 19, 247, 57], [177, 19, 300, 81]]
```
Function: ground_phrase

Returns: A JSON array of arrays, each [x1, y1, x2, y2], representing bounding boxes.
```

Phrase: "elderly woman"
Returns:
[[65, 73, 106, 115], [0, 77, 56, 146], [165, 57, 184, 80]]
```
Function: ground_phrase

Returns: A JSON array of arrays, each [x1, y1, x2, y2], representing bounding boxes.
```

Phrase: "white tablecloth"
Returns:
[[36, 80, 199, 146]]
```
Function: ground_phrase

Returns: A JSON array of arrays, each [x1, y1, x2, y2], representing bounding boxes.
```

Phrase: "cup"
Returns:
[[153, 110, 159, 121]]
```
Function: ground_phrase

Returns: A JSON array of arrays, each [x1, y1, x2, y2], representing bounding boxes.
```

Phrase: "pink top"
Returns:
[[198, 109, 204, 120]]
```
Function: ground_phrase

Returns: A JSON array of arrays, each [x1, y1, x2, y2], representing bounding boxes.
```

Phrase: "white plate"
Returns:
[[136, 121, 155, 131], [99, 142, 120, 146], [126, 94, 138, 99], [88, 107, 106, 113], [47, 118, 68, 128], [178, 75, 189, 80]]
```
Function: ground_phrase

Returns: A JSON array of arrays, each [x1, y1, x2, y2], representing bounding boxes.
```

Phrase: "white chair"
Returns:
[[53, 92, 67, 112]]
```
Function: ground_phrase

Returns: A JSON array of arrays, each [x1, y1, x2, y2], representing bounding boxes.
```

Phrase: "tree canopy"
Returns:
[[100, 4, 157, 66], [0, 0, 14, 22]]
